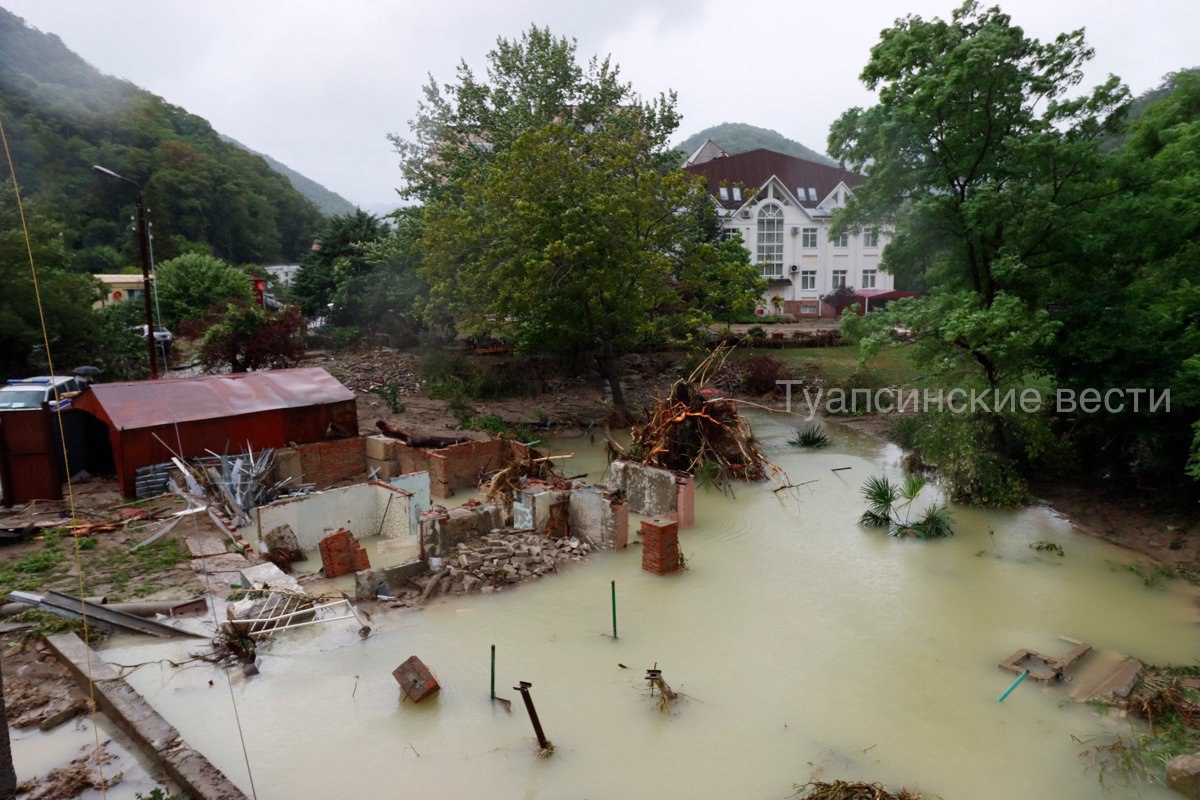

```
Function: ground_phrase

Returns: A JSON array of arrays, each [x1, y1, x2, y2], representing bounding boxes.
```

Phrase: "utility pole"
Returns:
[[92, 165, 158, 379]]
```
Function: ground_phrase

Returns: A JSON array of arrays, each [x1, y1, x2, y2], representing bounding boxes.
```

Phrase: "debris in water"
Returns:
[[645, 666, 678, 713], [393, 656, 441, 703], [792, 780, 923, 799]]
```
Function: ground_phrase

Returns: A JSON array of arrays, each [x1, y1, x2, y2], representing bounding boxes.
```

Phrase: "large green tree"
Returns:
[[397, 27, 757, 416], [391, 25, 680, 206], [291, 210, 385, 320], [1046, 71, 1200, 484], [421, 120, 741, 416], [154, 252, 251, 329], [0, 182, 101, 375], [828, 2, 1130, 503]]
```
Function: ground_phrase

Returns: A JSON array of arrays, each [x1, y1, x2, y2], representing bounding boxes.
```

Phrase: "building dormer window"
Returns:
[[756, 204, 784, 278]]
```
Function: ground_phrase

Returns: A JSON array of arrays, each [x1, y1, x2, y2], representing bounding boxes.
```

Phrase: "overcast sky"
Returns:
[[3, 1, 1193, 210]]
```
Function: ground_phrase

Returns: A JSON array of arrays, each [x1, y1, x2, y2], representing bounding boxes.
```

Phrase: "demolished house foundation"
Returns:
[[251, 478, 423, 565]]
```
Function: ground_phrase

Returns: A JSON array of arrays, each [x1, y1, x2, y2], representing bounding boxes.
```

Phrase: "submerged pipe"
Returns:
[[513, 681, 549, 750], [611, 580, 617, 640], [997, 669, 1029, 702]]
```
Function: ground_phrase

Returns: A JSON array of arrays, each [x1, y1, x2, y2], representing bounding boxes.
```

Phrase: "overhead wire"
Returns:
[[2, 118, 259, 799], [0, 115, 107, 798]]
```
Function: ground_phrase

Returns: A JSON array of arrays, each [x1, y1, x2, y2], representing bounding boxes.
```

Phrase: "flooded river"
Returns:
[[101, 414, 1199, 799]]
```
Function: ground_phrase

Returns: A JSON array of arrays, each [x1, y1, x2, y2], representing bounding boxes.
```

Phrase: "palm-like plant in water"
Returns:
[[858, 474, 953, 539]]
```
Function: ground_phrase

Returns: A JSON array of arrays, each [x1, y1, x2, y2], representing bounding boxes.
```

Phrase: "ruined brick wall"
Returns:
[[293, 437, 366, 486], [318, 528, 370, 578]]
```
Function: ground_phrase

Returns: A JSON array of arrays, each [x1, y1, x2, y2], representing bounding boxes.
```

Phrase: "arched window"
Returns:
[[756, 204, 784, 278]]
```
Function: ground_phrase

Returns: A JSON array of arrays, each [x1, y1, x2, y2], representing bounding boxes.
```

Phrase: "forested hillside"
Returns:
[[0, 7, 324, 266], [220, 134, 357, 217], [676, 122, 836, 165]]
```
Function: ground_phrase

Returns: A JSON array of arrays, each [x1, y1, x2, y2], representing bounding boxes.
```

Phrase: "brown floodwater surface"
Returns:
[[100, 414, 1199, 799]]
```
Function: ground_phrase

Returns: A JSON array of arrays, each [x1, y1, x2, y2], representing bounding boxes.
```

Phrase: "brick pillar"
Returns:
[[318, 528, 371, 578], [613, 498, 629, 549], [674, 475, 695, 529], [641, 516, 679, 574]]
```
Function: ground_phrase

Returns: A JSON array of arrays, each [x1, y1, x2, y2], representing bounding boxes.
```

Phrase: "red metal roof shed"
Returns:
[[73, 368, 358, 497]]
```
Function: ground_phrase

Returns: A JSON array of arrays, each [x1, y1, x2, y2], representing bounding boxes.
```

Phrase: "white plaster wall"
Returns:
[[390, 472, 431, 533], [255, 483, 413, 552]]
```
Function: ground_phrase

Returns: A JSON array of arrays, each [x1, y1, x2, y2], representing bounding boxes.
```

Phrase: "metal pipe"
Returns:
[[611, 579, 618, 639], [997, 669, 1029, 702], [513, 681, 548, 750], [490, 644, 496, 701]]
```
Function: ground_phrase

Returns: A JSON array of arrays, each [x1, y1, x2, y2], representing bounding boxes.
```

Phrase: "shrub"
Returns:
[[738, 354, 786, 395], [789, 424, 831, 449], [858, 474, 954, 539]]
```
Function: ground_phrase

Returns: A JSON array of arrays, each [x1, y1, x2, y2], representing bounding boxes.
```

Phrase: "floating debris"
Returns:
[[792, 780, 923, 800], [394, 656, 441, 703]]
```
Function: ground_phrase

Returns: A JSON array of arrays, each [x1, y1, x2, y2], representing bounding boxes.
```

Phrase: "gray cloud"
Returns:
[[3, 0, 1193, 209]]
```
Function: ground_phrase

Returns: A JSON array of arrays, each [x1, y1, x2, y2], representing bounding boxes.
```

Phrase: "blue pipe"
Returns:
[[997, 669, 1029, 702]]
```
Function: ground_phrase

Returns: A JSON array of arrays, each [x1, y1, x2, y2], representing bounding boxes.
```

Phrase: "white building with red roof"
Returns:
[[684, 145, 895, 316]]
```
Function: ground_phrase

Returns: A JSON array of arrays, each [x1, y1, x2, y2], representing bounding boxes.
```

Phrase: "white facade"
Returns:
[[717, 177, 893, 313]]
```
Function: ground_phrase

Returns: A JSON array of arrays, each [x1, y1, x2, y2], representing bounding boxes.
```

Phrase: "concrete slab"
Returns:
[[185, 536, 228, 559], [238, 562, 305, 595], [44, 633, 249, 800], [603, 461, 678, 516]]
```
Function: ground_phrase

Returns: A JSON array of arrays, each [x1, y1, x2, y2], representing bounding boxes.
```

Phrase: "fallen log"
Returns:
[[375, 420, 469, 449]]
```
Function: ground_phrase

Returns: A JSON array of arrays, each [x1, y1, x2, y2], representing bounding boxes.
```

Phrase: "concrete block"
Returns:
[[238, 562, 305, 595], [275, 447, 302, 482], [365, 434, 398, 461], [1168, 753, 1200, 799], [603, 460, 678, 516], [354, 559, 425, 599], [367, 457, 398, 480]]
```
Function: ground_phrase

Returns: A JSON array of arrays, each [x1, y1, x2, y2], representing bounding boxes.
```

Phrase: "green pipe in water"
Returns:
[[611, 580, 618, 640], [997, 669, 1029, 702]]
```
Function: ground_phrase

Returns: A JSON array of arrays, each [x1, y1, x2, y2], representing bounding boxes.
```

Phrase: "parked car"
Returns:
[[0, 375, 81, 410], [131, 324, 174, 350]]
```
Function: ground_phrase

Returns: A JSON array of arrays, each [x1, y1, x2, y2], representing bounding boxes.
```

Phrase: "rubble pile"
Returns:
[[309, 350, 422, 395], [387, 529, 592, 605]]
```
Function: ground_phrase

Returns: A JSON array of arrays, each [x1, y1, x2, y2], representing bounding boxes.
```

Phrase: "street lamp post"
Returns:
[[92, 165, 158, 379]]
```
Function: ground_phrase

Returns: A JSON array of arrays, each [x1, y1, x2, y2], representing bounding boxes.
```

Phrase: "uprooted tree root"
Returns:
[[792, 780, 923, 800], [482, 444, 566, 510], [610, 346, 781, 489]]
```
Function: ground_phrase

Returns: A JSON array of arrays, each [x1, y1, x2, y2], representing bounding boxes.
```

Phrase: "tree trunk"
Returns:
[[596, 354, 630, 423], [0, 658, 16, 799]]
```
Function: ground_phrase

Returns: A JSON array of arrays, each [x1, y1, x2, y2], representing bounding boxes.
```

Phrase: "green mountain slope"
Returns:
[[0, 7, 324, 266], [220, 134, 357, 217], [676, 123, 837, 166]]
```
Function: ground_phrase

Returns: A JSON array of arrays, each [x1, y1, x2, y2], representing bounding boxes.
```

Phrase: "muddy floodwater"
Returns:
[[101, 415, 1199, 799]]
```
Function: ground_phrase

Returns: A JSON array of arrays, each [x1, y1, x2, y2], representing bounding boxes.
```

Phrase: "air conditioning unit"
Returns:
[[789, 265, 799, 274], [790, 226, 800, 235], [741, 209, 751, 219]]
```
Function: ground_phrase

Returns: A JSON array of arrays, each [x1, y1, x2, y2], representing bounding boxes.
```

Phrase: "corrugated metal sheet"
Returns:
[[73, 368, 355, 431]]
